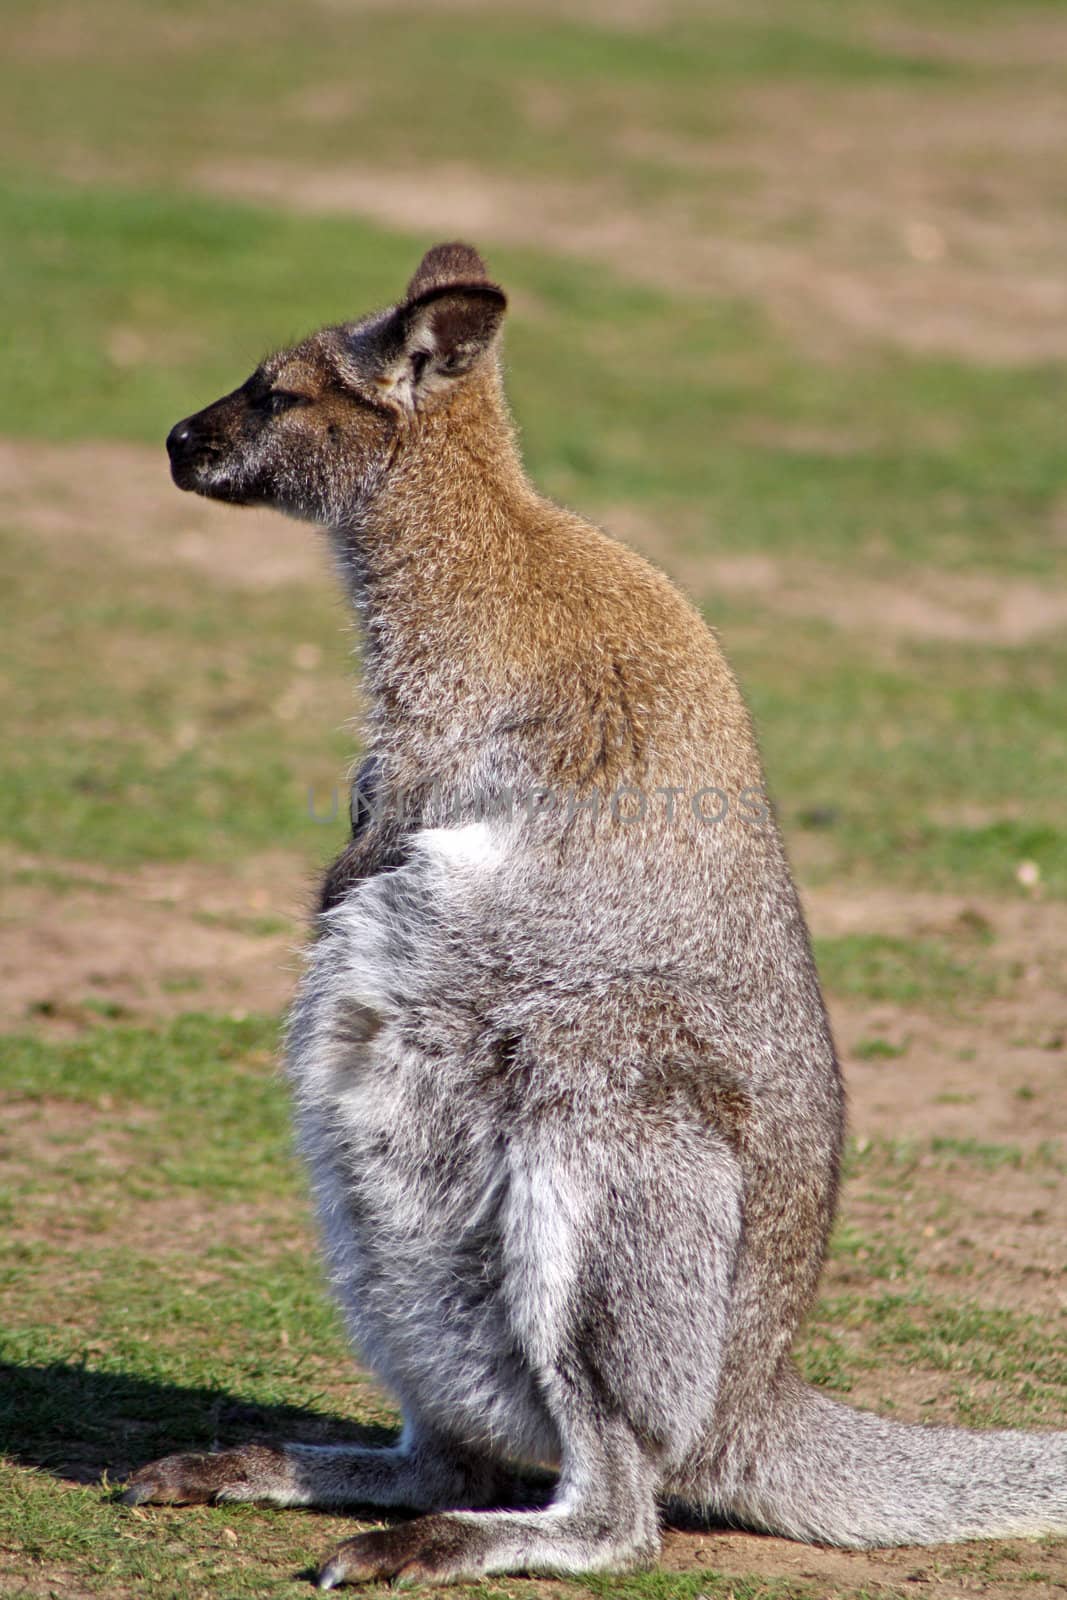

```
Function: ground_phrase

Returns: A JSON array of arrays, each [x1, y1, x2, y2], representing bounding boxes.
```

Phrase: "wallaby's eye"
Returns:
[[261, 390, 305, 417]]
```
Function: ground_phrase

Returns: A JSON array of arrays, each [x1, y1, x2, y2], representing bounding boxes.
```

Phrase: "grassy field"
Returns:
[[1, 2, 1065, 1597]]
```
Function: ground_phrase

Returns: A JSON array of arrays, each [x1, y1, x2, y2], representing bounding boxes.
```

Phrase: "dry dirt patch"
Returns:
[[663, 1523, 1067, 1598], [3, 1095, 306, 1262], [0, 848, 313, 1032], [661, 882, 1067, 1598], [0, 438, 324, 591], [805, 885, 1067, 1150], [603, 502, 1067, 646], [7, 0, 684, 65], [5, 849, 1064, 1287], [18, 3, 1067, 361], [868, 12, 1067, 71], [805, 883, 1067, 1340]]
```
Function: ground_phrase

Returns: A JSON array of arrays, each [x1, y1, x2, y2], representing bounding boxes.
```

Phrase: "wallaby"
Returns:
[[124, 243, 1067, 1587]]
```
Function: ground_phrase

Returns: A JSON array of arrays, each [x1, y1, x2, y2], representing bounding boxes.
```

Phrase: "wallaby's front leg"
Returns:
[[123, 1425, 507, 1512], [316, 1415, 660, 1588]]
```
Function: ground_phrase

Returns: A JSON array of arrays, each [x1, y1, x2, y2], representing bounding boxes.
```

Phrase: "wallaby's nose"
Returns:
[[166, 419, 194, 460]]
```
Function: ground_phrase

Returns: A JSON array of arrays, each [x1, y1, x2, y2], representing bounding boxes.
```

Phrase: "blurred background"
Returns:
[[2, 5, 1065, 1596]]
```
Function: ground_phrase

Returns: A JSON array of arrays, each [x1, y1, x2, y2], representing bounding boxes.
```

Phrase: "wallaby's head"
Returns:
[[166, 242, 506, 522]]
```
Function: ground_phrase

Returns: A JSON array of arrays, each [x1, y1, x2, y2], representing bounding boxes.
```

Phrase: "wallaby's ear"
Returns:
[[370, 242, 506, 410], [405, 241, 492, 300]]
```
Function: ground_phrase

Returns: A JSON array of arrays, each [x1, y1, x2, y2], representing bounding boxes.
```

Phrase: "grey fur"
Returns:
[[125, 244, 1067, 1586]]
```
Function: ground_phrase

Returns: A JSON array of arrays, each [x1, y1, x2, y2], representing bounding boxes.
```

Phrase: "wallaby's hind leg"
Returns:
[[316, 1415, 659, 1588], [316, 1122, 744, 1586], [122, 1423, 509, 1512]]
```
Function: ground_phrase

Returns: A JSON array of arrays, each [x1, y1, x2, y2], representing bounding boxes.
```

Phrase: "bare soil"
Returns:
[[174, 1, 1067, 364], [0, 845, 312, 1033], [806, 884, 1067, 1146], [7, 845, 1066, 1346], [33, 2, 1067, 368], [604, 503, 1067, 647], [662, 1523, 1067, 1598], [0, 438, 323, 591]]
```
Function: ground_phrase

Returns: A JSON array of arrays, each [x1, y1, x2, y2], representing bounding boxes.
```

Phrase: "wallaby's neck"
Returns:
[[330, 367, 537, 742]]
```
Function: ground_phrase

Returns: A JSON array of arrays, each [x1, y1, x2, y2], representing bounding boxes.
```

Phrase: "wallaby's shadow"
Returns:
[[0, 1359, 394, 1488]]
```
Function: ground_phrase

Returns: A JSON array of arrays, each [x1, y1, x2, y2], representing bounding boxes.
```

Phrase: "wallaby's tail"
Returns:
[[723, 1368, 1067, 1548]]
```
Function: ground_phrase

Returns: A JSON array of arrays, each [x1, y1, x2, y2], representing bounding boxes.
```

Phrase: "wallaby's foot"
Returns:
[[312, 1420, 661, 1585], [316, 1517, 485, 1589], [122, 1437, 510, 1512], [316, 1510, 658, 1589], [123, 1444, 290, 1506]]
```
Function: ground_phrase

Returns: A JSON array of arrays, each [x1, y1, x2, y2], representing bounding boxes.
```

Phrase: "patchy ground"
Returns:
[[5, 832, 1065, 1132], [9, 438, 1067, 651], [10, 4, 1067, 363], [0, 846, 308, 1033], [806, 885, 1067, 1147], [0, 439, 322, 592], [605, 503, 1067, 647], [189, 40, 1067, 367]]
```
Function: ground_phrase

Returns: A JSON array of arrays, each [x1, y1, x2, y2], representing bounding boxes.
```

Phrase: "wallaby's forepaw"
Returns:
[[316, 1516, 491, 1589], [122, 1443, 289, 1506]]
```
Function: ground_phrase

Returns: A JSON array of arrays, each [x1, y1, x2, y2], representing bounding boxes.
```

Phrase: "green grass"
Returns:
[[0, 0, 969, 207], [0, 1011, 825, 1600], [0, 516, 355, 868], [0, 1014, 291, 1196], [853, 1037, 910, 1060], [6, 513, 1065, 888], [812, 932, 1002, 1008], [799, 1134, 1067, 1423], [801, 1287, 1067, 1424], [747, 619, 1067, 896]]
